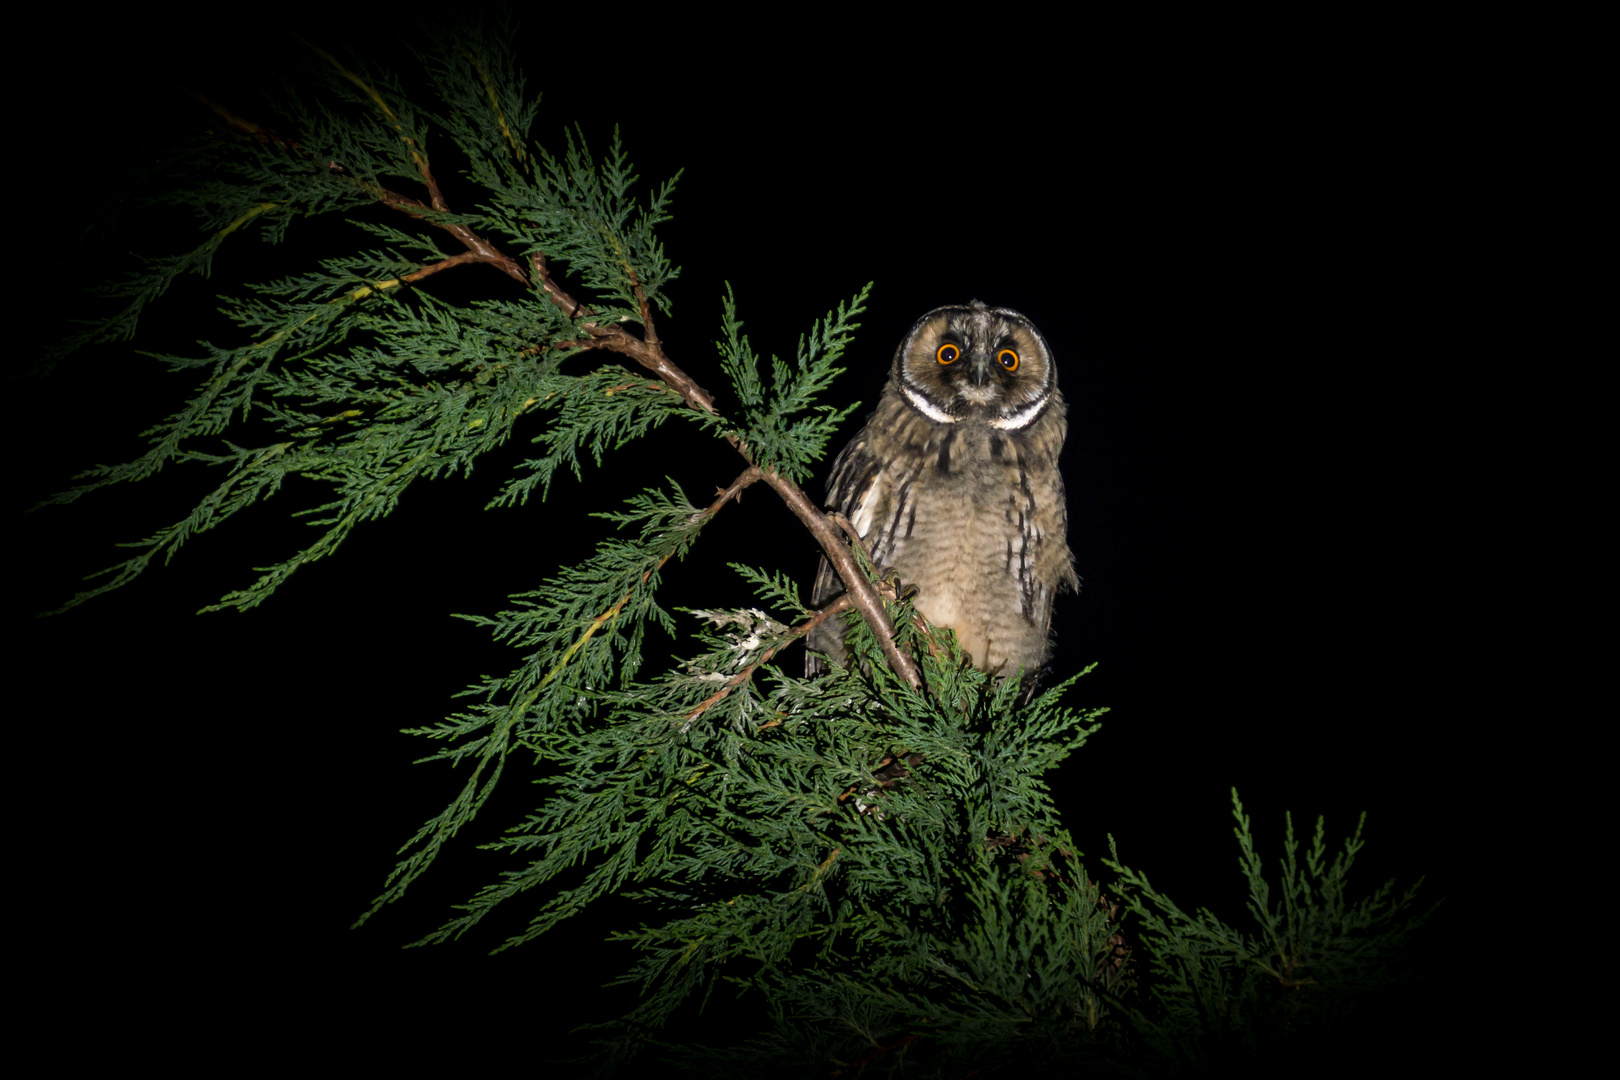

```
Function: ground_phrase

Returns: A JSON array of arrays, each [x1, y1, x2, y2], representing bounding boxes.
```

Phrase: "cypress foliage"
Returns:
[[33, 25, 1436, 1076]]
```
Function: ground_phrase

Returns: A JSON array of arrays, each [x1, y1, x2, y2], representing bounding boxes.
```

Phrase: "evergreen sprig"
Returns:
[[474, 122, 681, 333], [36, 31, 678, 614], [1102, 790, 1437, 1067], [710, 284, 868, 484]]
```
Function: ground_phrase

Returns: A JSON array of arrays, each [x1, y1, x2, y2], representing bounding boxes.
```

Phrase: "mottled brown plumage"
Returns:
[[807, 302, 1077, 679]]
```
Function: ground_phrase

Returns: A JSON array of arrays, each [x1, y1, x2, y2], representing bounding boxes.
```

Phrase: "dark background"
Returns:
[[15, 12, 1485, 1064]]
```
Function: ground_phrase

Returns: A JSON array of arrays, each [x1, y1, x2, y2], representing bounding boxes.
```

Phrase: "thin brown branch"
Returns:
[[707, 466, 763, 512], [538, 467, 763, 691], [763, 470, 923, 690], [628, 264, 660, 348], [376, 189, 528, 284], [303, 40, 448, 211], [200, 82, 918, 691], [401, 251, 483, 283], [193, 91, 531, 288], [192, 93, 302, 155], [530, 253, 716, 414], [526, 254, 922, 691], [684, 594, 854, 725]]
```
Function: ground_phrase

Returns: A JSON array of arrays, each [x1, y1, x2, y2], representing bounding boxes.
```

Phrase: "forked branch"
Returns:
[[200, 69, 920, 691], [526, 254, 923, 691], [684, 594, 855, 726]]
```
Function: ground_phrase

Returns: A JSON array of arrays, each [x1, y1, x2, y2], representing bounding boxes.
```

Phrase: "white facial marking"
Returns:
[[902, 382, 957, 423], [990, 392, 1050, 431], [957, 384, 998, 405]]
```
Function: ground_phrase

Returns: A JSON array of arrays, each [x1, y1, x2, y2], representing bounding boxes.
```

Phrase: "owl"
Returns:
[[806, 301, 1077, 680]]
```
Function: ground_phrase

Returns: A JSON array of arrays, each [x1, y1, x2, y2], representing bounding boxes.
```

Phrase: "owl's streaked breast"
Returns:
[[829, 404, 1068, 675]]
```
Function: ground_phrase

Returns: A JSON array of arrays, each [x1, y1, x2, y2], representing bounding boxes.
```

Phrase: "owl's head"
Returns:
[[890, 301, 1058, 431]]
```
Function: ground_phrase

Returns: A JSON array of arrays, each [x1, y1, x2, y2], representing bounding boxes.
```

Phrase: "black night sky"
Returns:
[[15, 13, 1482, 1066]]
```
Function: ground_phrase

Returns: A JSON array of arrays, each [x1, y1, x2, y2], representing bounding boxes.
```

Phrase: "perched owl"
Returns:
[[806, 301, 1077, 680]]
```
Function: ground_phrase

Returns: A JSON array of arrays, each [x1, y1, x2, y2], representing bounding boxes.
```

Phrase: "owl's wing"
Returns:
[[810, 433, 874, 610], [806, 416, 920, 675], [1017, 464, 1080, 634], [817, 435, 925, 596]]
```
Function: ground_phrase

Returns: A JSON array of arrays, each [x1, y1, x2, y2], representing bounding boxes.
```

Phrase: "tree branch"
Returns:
[[529, 254, 715, 413], [538, 466, 764, 692], [528, 255, 924, 692], [374, 188, 529, 285], [707, 466, 763, 510], [628, 264, 660, 348], [304, 41, 448, 211], [400, 251, 483, 283], [684, 594, 854, 726], [763, 471, 922, 690], [196, 85, 919, 691], [195, 92, 530, 287]]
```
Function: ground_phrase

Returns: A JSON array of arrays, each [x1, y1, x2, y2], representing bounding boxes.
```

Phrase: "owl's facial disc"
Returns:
[[896, 303, 1057, 429]]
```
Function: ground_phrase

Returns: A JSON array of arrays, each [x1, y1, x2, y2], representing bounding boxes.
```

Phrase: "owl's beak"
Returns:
[[953, 352, 1000, 405], [969, 353, 992, 387]]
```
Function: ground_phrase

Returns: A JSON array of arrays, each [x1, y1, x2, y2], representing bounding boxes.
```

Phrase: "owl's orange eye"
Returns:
[[936, 343, 960, 365], [998, 349, 1020, 372]]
